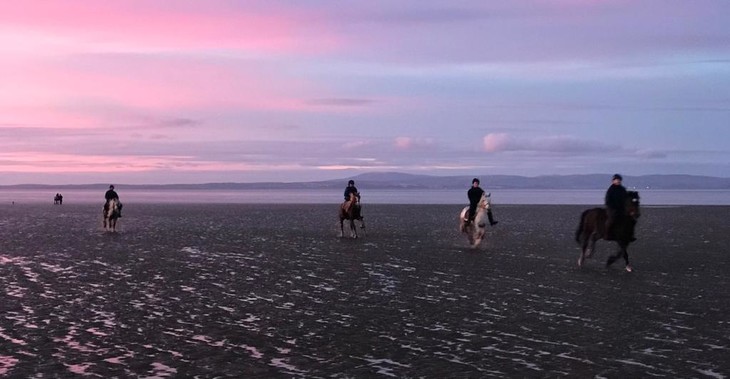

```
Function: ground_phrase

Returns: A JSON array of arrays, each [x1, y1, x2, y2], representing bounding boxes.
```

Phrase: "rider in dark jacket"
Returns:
[[605, 174, 634, 241], [466, 178, 498, 226], [343, 179, 362, 217], [104, 185, 123, 217], [344, 180, 360, 201]]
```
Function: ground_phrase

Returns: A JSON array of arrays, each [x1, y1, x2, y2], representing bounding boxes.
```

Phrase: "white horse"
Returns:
[[103, 198, 120, 232], [459, 192, 492, 248]]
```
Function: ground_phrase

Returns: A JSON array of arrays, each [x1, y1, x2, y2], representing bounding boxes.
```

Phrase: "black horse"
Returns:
[[575, 191, 640, 272]]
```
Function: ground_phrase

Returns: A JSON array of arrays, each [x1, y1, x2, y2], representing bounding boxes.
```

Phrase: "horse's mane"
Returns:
[[479, 192, 491, 208], [626, 191, 640, 206]]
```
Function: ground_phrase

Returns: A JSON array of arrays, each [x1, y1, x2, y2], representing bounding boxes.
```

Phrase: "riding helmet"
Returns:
[[612, 174, 622, 181], [348, 180, 355, 185]]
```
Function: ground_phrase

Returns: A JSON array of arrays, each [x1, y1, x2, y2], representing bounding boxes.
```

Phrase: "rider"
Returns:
[[466, 178, 498, 226], [104, 185, 123, 217], [605, 174, 634, 241], [343, 179, 362, 214], [344, 179, 360, 202]]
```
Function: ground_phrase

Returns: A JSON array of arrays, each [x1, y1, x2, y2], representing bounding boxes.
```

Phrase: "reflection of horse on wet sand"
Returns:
[[339, 193, 365, 238], [459, 192, 491, 248], [576, 191, 641, 272], [103, 198, 121, 232]]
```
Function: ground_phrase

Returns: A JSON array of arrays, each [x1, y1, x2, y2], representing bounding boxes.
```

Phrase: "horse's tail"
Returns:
[[575, 209, 589, 243]]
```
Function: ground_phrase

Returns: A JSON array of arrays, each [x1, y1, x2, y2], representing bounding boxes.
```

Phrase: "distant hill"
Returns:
[[341, 173, 730, 190], [1, 173, 729, 190]]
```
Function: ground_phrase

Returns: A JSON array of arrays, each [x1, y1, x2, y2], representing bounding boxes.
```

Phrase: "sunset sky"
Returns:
[[1, 1, 728, 184]]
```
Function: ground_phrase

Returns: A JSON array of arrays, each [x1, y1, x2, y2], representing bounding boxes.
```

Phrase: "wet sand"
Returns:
[[0, 203, 728, 378]]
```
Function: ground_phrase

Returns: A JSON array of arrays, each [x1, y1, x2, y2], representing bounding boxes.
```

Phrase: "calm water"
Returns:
[[1, 188, 728, 205]]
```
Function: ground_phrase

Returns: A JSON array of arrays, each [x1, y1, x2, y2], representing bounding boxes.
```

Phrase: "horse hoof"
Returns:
[[625, 265, 633, 272]]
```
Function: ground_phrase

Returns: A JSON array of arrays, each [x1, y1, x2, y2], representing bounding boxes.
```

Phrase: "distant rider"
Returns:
[[104, 185, 123, 217], [466, 178, 498, 226], [604, 174, 634, 241], [344, 179, 360, 201], [343, 179, 362, 215]]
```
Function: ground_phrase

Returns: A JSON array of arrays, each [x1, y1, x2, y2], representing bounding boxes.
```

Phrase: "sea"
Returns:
[[1, 188, 728, 206]]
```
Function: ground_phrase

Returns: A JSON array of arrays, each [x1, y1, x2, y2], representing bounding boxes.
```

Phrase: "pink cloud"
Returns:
[[1, 53, 320, 115], [394, 137, 435, 150], [0, 151, 314, 174], [483, 133, 511, 153], [483, 133, 617, 154], [0, 2, 341, 54]]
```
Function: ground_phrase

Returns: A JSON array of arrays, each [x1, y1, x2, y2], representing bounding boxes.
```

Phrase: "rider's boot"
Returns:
[[487, 210, 498, 226]]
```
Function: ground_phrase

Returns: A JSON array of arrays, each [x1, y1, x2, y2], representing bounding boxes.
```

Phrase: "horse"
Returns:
[[339, 192, 365, 238], [103, 198, 121, 232], [459, 192, 492, 248], [575, 191, 640, 272]]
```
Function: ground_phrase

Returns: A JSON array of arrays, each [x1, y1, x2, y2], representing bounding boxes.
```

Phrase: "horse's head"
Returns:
[[626, 191, 640, 219], [479, 192, 492, 210]]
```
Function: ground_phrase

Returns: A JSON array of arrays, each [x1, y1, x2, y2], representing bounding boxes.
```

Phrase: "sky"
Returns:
[[1, 0, 729, 185]]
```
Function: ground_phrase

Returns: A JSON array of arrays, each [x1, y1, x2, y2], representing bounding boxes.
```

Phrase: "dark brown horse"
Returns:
[[339, 192, 365, 238], [575, 191, 640, 272]]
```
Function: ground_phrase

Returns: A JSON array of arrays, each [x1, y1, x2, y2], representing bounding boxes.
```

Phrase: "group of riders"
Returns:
[[104, 174, 634, 241], [342, 173, 634, 243]]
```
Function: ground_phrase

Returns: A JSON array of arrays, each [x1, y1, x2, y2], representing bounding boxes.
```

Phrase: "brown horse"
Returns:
[[575, 191, 640, 272], [339, 192, 365, 238]]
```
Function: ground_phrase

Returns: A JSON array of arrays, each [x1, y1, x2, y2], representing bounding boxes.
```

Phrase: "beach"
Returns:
[[0, 203, 728, 378]]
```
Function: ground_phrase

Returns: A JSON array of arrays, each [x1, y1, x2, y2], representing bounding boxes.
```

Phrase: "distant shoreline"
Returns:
[[1, 172, 729, 191], [1, 188, 728, 206]]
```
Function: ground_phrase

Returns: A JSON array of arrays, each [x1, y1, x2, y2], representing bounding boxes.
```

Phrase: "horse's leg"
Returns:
[[587, 233, 599, 258], [466, 226, 475, 245], [577, 229, 591, 266], [578, 235, 587, 267], [339, 218, 344, 238], [606, 242, 624, 267], [350, 219, 357, 238], [622, 245, 632, 272], [356, 217, 366, 236], [471, 229, 479, 248]]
